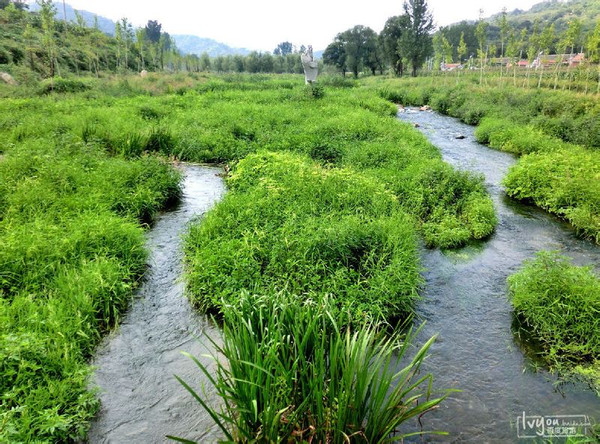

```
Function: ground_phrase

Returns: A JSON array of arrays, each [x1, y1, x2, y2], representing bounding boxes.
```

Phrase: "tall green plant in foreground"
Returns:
[[508, 251, 600, 389], [171, 293, 448, 443]]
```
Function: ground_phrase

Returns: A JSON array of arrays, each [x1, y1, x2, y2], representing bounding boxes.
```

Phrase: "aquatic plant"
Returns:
[[170, 293, 449, 443], [508, 251, 600, 387]]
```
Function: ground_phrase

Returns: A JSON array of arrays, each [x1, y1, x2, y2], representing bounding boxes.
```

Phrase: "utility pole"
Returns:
[[62, 0, 67, 22]]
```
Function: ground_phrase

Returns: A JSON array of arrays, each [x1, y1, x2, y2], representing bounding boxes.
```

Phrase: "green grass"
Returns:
[[170, 293, 449, 443], [0, 74, 495, 248], [503, 148, 600, 243], [0, 73, 497, 441], [370, 76, 600, 244], [0, 138, 181, 441], [184, 150, 421, 322], [508, 251, 600, 390]]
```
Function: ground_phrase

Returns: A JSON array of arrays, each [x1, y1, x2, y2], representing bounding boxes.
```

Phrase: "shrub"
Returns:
[[508, 251, 600, 385], [39, 77, 92, 94]]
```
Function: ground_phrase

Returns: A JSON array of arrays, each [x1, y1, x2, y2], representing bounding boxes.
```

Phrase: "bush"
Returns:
[[305, 82, 325, 98], [39, 77, 92, 94], [508, 251, 600, 386]]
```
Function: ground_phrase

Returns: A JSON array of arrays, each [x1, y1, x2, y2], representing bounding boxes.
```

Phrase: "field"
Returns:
[[0, 73, 496, 441], [1, 72, 598, 442]]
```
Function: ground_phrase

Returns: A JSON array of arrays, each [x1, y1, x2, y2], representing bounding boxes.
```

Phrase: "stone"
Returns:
[[419, 105, 430, 111], [140, 70, 148, 78], [455, 134, 466, 139], [413, 123, 420, 128], [0, 72, 17, 85]]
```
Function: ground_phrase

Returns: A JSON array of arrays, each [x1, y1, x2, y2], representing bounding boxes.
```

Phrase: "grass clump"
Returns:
[[184, 151, 421, 322], [0, 140, 181, 442], [171, 293, 448, 443], [508, 251, 600, 389], [504, 148, 600, 243]]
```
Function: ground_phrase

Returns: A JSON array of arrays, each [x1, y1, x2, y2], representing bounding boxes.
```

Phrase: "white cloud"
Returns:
[[58, 0, 543, 51]]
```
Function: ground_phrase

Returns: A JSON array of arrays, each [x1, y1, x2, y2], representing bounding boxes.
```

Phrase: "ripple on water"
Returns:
[[397, 109, 599, 443]]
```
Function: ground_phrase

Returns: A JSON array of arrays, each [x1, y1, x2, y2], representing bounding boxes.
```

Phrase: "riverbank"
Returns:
[[370, 77, 600, 244]]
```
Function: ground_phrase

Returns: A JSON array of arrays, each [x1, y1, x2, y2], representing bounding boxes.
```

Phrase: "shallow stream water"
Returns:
[[88, 165, 225, 443], [397, 108, 599, 443], [87, 115, 599, 443]]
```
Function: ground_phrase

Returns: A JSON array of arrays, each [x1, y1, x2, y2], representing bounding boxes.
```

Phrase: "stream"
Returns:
[[88, 165, 225, 443], [87, 113, 599, 443], [397, 108, 599, 443]]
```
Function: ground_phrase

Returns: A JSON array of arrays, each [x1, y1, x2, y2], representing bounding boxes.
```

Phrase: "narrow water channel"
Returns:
[[397, 109, 599, 443], [88, 165, 225, 443]]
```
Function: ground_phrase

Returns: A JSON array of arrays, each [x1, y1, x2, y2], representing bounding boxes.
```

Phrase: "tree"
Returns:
[[475, 9, 488, 83], [38, 0, 58, 79], [439, 21, 478, 62], [120, 18, 134, 70], [380, 15, 410, 76], [537, 23, 555, 88], [273, 41, 292, 56], [457, 31, 467, 63], [0, 0, 27, 10], [399, 0, 434, 76], [135, 28, 146, 70], [330, 25, 378, 78], [587, 22, 600, 93], [497, 7, 510, 77], [200, 52, 211, 71], [144, 20, 162, 44], [323, 37, 347, 76]]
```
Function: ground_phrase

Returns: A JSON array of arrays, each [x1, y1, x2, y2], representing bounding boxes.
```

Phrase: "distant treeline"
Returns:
[[0, 1, 208, 78], [319, 0, 600, 78], [1, 0, 600, 81]]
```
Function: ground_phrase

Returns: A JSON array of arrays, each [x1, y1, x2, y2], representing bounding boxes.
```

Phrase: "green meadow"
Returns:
[[0, 74, 495, 441]]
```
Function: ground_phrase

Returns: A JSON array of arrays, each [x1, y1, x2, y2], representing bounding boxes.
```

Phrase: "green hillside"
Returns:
[[496, 0, 600, 34]]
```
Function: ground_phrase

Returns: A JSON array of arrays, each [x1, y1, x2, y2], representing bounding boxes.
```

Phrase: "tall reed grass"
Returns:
[[170, 293, 449, 443]]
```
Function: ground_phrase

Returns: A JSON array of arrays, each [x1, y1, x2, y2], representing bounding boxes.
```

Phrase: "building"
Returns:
[[440, 62, 463, 71], [531, 53, 586, 68]]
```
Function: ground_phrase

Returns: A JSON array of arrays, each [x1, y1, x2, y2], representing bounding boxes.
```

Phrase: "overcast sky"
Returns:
[[55, 0, 545, 51]]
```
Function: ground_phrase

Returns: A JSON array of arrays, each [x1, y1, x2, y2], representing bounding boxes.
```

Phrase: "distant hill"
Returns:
[[172, 35, 250, 57], [489, 0, 600, 33], [28, 1, 115, 35], [27, 2, 252, 56]]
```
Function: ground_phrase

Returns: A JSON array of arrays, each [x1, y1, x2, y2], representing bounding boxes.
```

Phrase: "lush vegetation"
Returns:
[[0, 74, 495, 247], [172, 293, 448, 443], [177, 75, 496, 439], [0, 138, 180, 441], [508, 251, 600, 390], [373, 76, 600, 243], [0, 72, 496, 441], [184, 151, 420, 321]]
